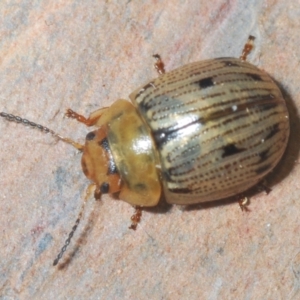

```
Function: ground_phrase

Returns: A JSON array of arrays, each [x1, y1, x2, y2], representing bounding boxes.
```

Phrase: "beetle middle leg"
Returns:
[[240, 35, 255, 61], [153, 54, 166, 75], [129, 206, 142, 230], [238, 181, 271, 212], [239, 197, 250, 212], [257, 181, 272, 195]]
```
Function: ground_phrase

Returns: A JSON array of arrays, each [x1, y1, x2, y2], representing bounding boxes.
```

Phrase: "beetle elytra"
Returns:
[[1, 36, 290, 265]]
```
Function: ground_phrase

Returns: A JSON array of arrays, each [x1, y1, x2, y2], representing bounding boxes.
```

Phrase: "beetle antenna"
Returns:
[[0, 112, 84, 151], [53, 183, 96, 266], [53, 212, 83, 266]]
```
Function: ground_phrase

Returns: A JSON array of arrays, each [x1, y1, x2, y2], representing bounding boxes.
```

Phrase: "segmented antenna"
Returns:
[[53, 213, 82, 266], [0, 111, 94, 265], [53, 183, 96, 266], [0, 112, 84, 150]]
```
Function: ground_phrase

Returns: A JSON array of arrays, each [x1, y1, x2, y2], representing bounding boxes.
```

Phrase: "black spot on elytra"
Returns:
[[197, 77, 214, 89], [139, 98, 156, 114], [222, 144, 246, 158], [100, 182, 110, 194], [255, 164, 271, 175], [246, 73, 262, 81], [154, 128, 179, 149], [258, 149, 270, 162], [265, 124, 280, 141], [154, 119, 201, 149], [86, 132, 96, 140]]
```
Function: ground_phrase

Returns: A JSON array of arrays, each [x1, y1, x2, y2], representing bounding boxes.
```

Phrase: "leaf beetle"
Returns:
[[0, 36, 290, 265]]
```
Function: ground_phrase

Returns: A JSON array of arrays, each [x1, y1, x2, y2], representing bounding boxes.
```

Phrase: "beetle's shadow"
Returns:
[[56, 203, 99, 270], [145, 82, 300, 214], [143, 185, 271, 214], [265, 81, 300, 189]]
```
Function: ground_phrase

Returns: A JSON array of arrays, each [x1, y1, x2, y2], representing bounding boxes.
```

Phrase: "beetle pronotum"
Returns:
[[1, 36, 290, 265]]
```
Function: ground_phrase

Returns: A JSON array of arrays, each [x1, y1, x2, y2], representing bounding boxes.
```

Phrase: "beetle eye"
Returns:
[[100, 182, 110, 194], [86, 132, 96, 140]]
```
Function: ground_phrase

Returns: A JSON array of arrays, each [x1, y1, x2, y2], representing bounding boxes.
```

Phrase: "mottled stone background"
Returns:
[[1, 1, 300, 299]]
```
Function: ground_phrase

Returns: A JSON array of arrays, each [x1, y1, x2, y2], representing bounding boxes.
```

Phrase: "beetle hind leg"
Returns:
[[129, 206, 142, 230], [240, 35, 255, 61], [153, 54, 166, 75], [257, 181, 272, 195]]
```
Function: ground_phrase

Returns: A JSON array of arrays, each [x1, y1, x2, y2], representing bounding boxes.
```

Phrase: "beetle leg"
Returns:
[[94, 185, 101, 200], [65, 107, 108, 127], [258, 181, 272, 195], [129, 206, 142, 230], [240, 35, 255, 61], [153, 54, 166, 75], [238, 180, 270, 212], [239, 197, 250, 212], [0, 112, 84, 151]]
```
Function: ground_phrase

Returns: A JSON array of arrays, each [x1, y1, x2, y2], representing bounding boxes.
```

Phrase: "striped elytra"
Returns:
[[130, 57, 290, 204], [1, 57, 290, 208], [0, 37, 290, 264]]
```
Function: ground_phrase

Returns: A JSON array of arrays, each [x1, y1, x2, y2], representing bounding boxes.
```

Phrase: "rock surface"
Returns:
[[0, 1, 300, 299]]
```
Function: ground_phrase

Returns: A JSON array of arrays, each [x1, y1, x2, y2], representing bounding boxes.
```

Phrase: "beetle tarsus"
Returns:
[[129, 206, 142, 230], [66, 108, 108, 127], [240, 35, 255, 61], [65, 109, 89, 124]]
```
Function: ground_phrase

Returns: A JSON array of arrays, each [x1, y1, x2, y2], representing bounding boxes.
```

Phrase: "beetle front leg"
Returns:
[[66, 107, 108, 127]]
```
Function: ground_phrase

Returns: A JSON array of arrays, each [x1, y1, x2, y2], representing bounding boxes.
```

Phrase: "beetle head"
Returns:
[[81, 125, 121, 196]]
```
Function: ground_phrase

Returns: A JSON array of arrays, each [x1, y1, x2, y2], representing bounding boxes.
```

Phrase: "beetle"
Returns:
[[0, 36, 290, 265]]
